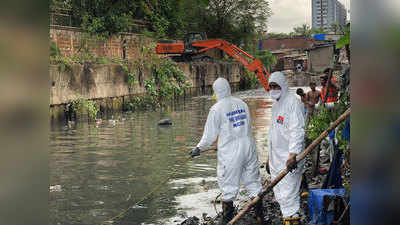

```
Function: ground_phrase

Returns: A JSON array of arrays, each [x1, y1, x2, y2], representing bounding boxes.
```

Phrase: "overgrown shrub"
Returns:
[[70, 96, 99, 120]]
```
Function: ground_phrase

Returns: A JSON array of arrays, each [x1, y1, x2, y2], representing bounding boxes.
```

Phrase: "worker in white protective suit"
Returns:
[[265, 71, 306, 225], [189, 78, 265, 225]]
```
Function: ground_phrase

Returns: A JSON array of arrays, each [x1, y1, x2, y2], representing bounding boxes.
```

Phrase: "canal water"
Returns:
[[50, 88, 278, 225]]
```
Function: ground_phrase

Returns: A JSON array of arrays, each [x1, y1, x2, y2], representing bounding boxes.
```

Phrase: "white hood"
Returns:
[[269, 71, 288, 100], [212, 77, 231, 101]]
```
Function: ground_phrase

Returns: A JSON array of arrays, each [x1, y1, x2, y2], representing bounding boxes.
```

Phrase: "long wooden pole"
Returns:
[[227, 108, 351, 225]]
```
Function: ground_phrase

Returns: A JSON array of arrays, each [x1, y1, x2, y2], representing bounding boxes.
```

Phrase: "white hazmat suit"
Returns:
[[196, 78, 262, 202], [268, 72, 306, 218]]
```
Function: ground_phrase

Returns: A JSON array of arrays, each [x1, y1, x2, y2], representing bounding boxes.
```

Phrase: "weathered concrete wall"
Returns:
[[286, 72, 321, 87], [259, 37, 325, 51], [307, 46, 334, 73], [50, 62, 242, 105], [50, 62, 244, 121]]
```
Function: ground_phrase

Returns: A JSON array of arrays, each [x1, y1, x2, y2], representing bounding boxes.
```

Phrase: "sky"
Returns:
[[267, 0, 350, 33]]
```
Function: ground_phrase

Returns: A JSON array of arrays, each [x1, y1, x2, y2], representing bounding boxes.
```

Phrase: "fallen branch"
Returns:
[[227, 108, 351, 225]]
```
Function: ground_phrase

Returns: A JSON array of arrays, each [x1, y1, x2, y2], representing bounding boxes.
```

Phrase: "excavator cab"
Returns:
[[184, 32, 207, 44], [184, 32, 207, 54]]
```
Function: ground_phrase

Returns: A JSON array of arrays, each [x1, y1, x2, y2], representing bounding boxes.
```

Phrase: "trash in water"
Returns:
[[131, 204, 147, 209], [50, 185, 62, 193], [99, 185, 112, 191], [94, 201, 105, 205], [158, 119, 172, 125]]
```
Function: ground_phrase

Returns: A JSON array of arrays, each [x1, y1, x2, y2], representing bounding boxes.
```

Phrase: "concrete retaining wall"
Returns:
[[50, 62, 244, 121]]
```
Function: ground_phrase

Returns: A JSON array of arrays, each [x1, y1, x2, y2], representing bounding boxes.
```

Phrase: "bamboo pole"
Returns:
[[227, 108, 351, 225]]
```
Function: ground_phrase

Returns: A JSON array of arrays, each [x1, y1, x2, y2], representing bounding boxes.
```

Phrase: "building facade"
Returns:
[[312, 0, 347, 30]]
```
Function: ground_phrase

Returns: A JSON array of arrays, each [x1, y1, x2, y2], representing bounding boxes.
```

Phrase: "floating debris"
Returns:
[[131, 204, 147, 209], [158, 118, 172, 125], [94, 201, 105, 205], [50, 185, 62, 193]]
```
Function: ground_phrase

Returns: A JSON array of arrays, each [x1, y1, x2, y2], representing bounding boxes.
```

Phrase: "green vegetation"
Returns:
[[266, 24, 326, 39], [293, 24, 326, 36], [306, 75, 351, 190], [307, 91, 350, 151], [244, 70, 259, 89], [124, 44, 191, 110], [330, 22, 345, 35], [50, 0, 272, 48], [50, 40, 61, 57], [336, 23, 350, 62], [70, 96, 99, 120], [254, 50, 276, 72], [336, 23, 350, 49]]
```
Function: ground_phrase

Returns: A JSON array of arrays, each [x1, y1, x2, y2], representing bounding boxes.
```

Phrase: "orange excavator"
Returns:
[[156, 32, 270, 91]]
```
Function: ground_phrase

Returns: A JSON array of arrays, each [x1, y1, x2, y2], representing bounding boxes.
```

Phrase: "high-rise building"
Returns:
[[312, 0, 347, 31]]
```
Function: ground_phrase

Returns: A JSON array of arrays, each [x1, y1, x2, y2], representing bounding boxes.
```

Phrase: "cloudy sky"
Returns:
[[267, 0, 350, 33]]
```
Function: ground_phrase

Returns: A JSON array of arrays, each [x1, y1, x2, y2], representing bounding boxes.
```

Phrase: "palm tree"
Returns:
[[293, 24, 311, 36]]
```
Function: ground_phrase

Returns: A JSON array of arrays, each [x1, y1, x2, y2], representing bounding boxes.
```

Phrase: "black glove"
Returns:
[[265, 162, 270, 174], [286, 157, 297, 172], [189, 147, 200, 158]]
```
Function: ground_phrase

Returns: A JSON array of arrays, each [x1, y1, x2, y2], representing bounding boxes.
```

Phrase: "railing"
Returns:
[[49, 8, 150, 32], [50, 8, 73, 27]]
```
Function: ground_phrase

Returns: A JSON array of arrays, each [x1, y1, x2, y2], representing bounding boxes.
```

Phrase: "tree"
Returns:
[[66, 0, 272, 47], [254, 50, 276, 71], [293, 24, 326, 36], [135, 0, 187, 38], [310, 27, 326, 34], [204, 0, 272, 47], [336, 23, 350, 61], [70, 0, 134, 37], [330, 22, 344, 34], [50, 0, 72, 9], [293, 24, 312, 36]]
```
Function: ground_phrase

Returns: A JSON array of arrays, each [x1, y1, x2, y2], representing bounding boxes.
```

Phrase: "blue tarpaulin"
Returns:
[[308, 189, 346, 225], [322, 142, 343, 189], [258, 40, 262, 50], [313, 34, 326, 40], [341, 117, 350, 140], [328, 129, 335, 140]]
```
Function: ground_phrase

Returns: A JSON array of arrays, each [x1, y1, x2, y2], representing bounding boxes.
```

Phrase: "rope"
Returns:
[[100, 147, 216, 225]]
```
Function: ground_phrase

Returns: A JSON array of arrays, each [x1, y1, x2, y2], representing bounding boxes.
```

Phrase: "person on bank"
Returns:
[[189, 77, 265, 225], [305, 82, 321, 118], [296, 88, 308, 116], [265, 71, 306, 225], [320, 68, 339, 107]]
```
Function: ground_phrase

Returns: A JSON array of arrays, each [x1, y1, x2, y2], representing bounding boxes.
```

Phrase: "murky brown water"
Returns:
[[49, 88, 273, 225]]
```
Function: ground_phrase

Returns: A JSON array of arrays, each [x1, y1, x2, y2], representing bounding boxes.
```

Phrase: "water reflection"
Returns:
[[50, 88, 273, 225]]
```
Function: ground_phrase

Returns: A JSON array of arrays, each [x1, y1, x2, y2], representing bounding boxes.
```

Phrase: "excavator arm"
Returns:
[[156, 34, 270, 91], [192, 39, 270, 91]]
